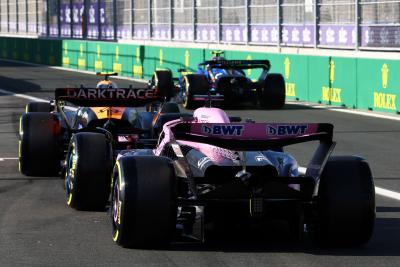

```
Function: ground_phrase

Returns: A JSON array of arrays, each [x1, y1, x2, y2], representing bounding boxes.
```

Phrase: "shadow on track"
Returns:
[[0, 75, 42, 94], [155, 216, 400, 257]]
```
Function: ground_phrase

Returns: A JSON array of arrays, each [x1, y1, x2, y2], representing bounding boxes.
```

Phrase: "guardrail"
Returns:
[[0, 36, 399, 114]]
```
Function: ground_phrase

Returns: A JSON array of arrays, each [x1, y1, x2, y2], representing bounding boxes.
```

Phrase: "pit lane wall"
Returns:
[[1, 36, 399, 114]]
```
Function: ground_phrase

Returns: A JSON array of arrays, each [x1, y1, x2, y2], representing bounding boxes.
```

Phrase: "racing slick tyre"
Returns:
[[259, 73, 286, 109], [311, 156, 375, 246], [19, 112, 61, 176], [65, 132, 112, 211], [25, 101, 52, 113], [182, 74, 209, 110], [152, 70, 175, 101], [111, 156, 177, 248]]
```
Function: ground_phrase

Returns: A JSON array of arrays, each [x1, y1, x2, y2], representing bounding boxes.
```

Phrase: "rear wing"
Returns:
[[171, 122, 335, 181], [199, 60, 271, 71], [172, 122, 333, 151], [55, 87, 161, 107]]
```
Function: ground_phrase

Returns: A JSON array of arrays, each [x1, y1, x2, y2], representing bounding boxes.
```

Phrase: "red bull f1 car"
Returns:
[[111, 106, 375, 248]]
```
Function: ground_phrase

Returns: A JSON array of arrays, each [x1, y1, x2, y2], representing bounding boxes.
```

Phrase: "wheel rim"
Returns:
[[112, 179, 120, 226], [111, 174, 121, 242], [182, 81, 189, 108], [65, 144, 77, 205]]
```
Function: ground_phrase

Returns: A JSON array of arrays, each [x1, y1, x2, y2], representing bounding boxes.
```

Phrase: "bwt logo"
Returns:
[[202, 125, 244, 136], [267, 124, 308, 136]]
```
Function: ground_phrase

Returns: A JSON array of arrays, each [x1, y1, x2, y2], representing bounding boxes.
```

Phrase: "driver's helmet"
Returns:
[[211, 55, 225, 61], [96, 80, 118, 89]]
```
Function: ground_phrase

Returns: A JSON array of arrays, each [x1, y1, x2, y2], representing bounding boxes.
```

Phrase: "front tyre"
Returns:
[[111, 156, 177, 248]]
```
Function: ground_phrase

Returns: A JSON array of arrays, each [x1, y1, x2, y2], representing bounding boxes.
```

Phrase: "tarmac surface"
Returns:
[[1, 60, 400, 266]]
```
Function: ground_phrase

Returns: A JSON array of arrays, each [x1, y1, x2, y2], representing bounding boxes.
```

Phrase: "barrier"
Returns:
[[0, 36, 399, 114]]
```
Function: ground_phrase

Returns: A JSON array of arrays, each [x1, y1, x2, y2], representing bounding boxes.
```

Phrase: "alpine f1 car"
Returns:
[[151, 51, 286, 109], [19, 72, 179, 210], [111, 107, 375, 248]]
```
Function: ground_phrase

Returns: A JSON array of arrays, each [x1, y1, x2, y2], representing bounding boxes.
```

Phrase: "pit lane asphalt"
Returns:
[[1, 60, 400, 266]]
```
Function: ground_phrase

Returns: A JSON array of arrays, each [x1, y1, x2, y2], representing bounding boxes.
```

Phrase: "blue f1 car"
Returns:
[[150, 51, 286, 110]]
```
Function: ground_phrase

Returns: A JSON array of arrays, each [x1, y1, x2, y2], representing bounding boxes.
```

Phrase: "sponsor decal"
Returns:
[[95, 60, 103, 71], [374, 92, 396, 110], [202, 124, 244, 136], [95, 45, 102, 71], [133, 65, 143, 77], [62, 57, 70, 67], [212, 147, 239, 161], [185, 50, 190, 68], [329, 59, 335, 84], [266, 124, 308, 136], [382, 63, 389, 89], [284, 57, 291, 79], [284, 57, 296, 97], [255, 155, 268, 162], [286, 83, 296, 97], [321, 59, 343, 104], [113, 63, 121, 73], [198, 157, 211, 169], [197, 114, 211, 123], [78, 58, 86, 69], [322, 87, 342, 103], [65, 88, 156, 100], [373, 64, 397, 111]]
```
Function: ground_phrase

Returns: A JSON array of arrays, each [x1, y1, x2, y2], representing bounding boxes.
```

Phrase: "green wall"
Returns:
[[1, 36, 399, 114]]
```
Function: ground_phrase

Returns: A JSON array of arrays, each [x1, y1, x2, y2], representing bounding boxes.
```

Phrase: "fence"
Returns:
[[0, 0, 399, 49]]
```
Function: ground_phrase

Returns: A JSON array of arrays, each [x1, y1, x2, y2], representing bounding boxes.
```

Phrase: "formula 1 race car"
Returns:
[[151, 51, 286, 110], [111, 107, 375, 248], [19, 72, 179, 210]]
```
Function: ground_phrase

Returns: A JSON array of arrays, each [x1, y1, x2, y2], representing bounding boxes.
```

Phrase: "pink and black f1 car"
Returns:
[[111, 107, 375, 247]]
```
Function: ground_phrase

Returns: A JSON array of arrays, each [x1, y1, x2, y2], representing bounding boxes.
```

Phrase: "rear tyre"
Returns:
[[25, 101, 52, 113], [152, 70, 174, 101], [19, 112, 61, 176], [111, 156, 177, 248], [182, 74, 209, 110], [259, 73, 286, 109], [311, 156, 375, 246], [65, 132, 112, 211]]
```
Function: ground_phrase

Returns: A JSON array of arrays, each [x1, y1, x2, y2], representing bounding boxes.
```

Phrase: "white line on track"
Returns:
[[286, 101, 400, 122], [375, 187, 400, 201], [0, 88, 48, 102], [2, 76, 400, 201], [0, 157, 18, 161]]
